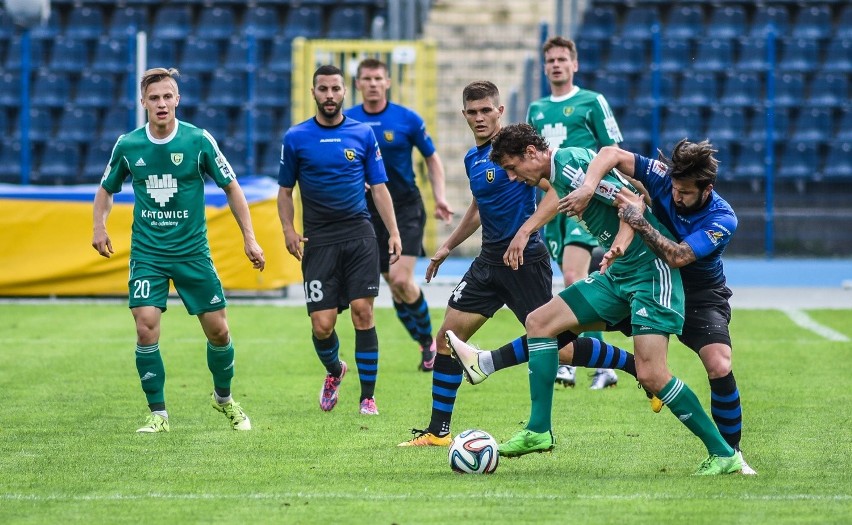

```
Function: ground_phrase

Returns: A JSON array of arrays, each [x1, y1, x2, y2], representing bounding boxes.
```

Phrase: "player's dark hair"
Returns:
[[313, 64, 344, 86], [657, 139, 718, 190], [140, 67, 179, 96], [490, 123, 549, 166], [462, 80, 500, 106], [542, 36, 577, 60], [356, 58, 388, 78]]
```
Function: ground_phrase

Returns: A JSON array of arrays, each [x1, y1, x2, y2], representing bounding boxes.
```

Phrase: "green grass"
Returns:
[[1, 303, 850, 524]]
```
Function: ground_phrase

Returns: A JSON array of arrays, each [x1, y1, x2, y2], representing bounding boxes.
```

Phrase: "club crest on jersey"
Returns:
[[344, 148, 356, 161], [486, 168, 495, 183], [383, 130, 394, 143], [562, 107, 575, 116], [171, 153, 183, 166]]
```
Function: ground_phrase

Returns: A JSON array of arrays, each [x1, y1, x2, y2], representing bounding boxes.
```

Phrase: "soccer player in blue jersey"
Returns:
[[398, 81, 560, 447], [559, 139, 757, 474], [345, 58, 453, 373], [278, 65, 402, 416]]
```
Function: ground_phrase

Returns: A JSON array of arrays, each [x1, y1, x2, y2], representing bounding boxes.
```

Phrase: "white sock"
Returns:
[[152, 410, 168, 419], [478, 351, 495, 375]]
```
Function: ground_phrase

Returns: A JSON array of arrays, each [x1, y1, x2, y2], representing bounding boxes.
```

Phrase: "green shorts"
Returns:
[[543, 214, 598, 265], [128, 258, 227, 315], [558, 259, 685, 336]]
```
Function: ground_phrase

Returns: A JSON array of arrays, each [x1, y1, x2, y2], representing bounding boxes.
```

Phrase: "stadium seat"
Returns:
[[56, 107, 98, 144], [223, 37, 251, 71], [606, 38, 647, 73], [773, 73, 805, 108], [711, 140, 734, 181], [808, 73, 848, 107], [179, 37, 220, 74], [837, 5, 852, 39], [283, 6, 324, 39], [677, 72, 717, 107], [4, 35, 48, 71], [151, 5, 193, 41], [100, 104, 135, 142], [222, 137, 249, 176], [266, 37, 293, 73], [732, 141, 766, 181], [791, 4, 832, 40], [108, 6, 146, 37], [593, 73, 628, 108], [93, 37, 131, 74], [693, 38, 733, 72], [48, 36, 90, 73], [195, 6, 236, 41], [65, 6, 105, 41], [0, 108, 8, 137], [205, 71, 246, 108], [236, 108, 276, 141], [706, 106, 746, 143], [192, 105, 230, 140], [823, 141, 852, 180], [747, 107, 789, 142], [579, 5, 616, 40], [327, 6, 369, 39], [658, 38, 692, 72], [0, 139, 22, 184], [22, 107, 54, 143], [618, 106, 653, 145], [147, 39, 180, 69], [0, 9, 14, 41], [779, 39, 820, 73], [705, 5, 746, 40], [0, 72, 20, 107], [835, 109, 852, 141], [31, 72, 71, 108], [29, 11, 61, 40], [664, 4, 704, 40], [620, 6, 659, 40], [81, 139, 115, 184], [661, 106, 704, 148], [719, 73, 761, 107], [791, 107, 833, 143], [735, 38, 769, 72], [634, 72, 676, 107], [242, 5, 280, 40], [177, 74, 203, 109], [255, 70, 291, 108], [75, 72, 116, 108], [777, 141, 820, 182], [575, 39, 606, 71], [35, 142, 82, 185], [822, 38, 852, 72], [749, 4, 789, 37]]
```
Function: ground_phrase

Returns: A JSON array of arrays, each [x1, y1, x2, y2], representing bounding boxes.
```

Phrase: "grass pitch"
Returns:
[[0, 303, 850, 524]]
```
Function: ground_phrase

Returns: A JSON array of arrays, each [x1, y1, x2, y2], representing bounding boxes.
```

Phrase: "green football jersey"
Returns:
[[101, 120, 236, 262], [550, 147, 676, 274], [526, 87, 622, 150]]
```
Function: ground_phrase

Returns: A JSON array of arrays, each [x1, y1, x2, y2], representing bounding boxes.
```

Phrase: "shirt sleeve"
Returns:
[[100, 135, 130, 194], [683, 212, 737, 260], [632, 153, 668, 199], [277, 130, 298, 188], [411, 112, 437, 158], [363, 128, 389, 186], [200, 129, 236, 188], [589, 93, 623, 146]]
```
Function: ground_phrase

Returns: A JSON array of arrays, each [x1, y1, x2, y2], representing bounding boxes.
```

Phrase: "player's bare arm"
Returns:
[[370, 182, 402, 265], [223, 180, 265, 271], [599, 218, 634, 274], [425, 199, 481, 282], [425, 152, 454, 223], [558, 146, 634, 216], [92, 186, 115, 258], [277, 186, 308, 261], [503, 180, 558, 270], [616, 189, 696, 268]]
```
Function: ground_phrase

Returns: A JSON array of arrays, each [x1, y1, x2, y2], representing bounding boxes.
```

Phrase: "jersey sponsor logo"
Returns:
[[486, 168, 495, 183], [171, 153, 183, 166], [215, 154, 235, 180], [705, 229, 725, 245], [145, 174, 178, 207], [650, 160, 668, 177], [375, 145, 383, 161], [320, 138, 341, 143], [383, 130, 394, 142], [135, 158, 146, 166], [541, 122, 568, 149], [595, 180, 619, 200], [562, 106, 575, 116]]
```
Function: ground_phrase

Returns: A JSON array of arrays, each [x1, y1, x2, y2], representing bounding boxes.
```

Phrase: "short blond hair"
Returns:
[[140, 67, 180, 96]]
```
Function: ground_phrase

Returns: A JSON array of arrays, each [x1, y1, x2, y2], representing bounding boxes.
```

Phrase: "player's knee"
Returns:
[[434, 327, 452, 355], [524, 310, 550, 337]]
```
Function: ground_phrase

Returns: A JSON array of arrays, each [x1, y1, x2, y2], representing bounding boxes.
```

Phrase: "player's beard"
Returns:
[[674, 198, 704, 215], [318, 100, 342, 119]]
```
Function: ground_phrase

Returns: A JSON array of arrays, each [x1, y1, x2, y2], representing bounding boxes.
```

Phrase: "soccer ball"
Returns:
[[448, 429, 499, 474], [4, 0, 51, 29]]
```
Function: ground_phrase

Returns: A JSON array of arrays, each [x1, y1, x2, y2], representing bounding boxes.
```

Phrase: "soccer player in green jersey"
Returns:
[[448, 124, 742, 475], [92, 68, 265, 433], [517, 36, 624, 389]]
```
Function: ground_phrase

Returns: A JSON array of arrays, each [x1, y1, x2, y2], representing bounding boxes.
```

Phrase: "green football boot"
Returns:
[[497, 429, 556, 457], [693, 453, 743, 475], [136, 413, 169, 433]]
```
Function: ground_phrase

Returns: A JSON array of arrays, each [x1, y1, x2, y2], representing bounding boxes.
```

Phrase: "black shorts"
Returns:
[[449, 256, 553, 323], [301, 237, 380, 314], [677, 285, 733, 352], [371, 196, 426, 272]]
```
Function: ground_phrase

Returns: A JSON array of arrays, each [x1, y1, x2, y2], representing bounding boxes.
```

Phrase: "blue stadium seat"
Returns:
[[579, 5, 616, 40], [661, 106, 704, 148], [236, 108, 276, 140], [223, 36, 250, 71], [49, 36, 90, 73], [837, 5, 852, 40], [620, 6, 659, 40], [0, 108, 8, 136], [634, 72, 676, 107], [693, 39, 733, 72], [747, 107, 789, 142], [192, 105, 230, 140], [260, 146, 282, 179], [706, 107, 746, 142], [56, 107, 98, 144], [4, 35, 48, 71], [242, 5, 280, 40], [711, 140, 734, 181], [25, 107, 55, 142], [31, 72, 71, 108], [0, 9, 15, 41], [266, 37, 293, 73], [732, 141, 766, 181], [618, 106, 652, 145], [179, 37, 220, 74], [658, 38, 692, 72], [29, 11, 61, 40], [808, 73, 848, 107], [283, 6, 324, 39], [0, 139, 22, 184], [177, 74, 203, 109], [205, 71, 246, 108], [791, 4, 832, 40], [823, 141, 852, 180], [92, 37, 131, 74], [773, 73, 805, 107], [65, 6, 105, 41], [81, 139, 115, 184], [327, 6, 368, 39], [196, 6, 236, 41], [836, 109, 852, 141], [735, 38, 769, 72], [147, 39, 180, 69], [151, 5, 193, 41], [0, 72, 20, 107], [606, 38, 646, 73], [777, 141, 820, 182], [108, 6, 146, 37], [575, 39, 606, 71], [779, 39, 820, 72], [705, 5, 746, 40], [100, 104, 135, 142], [664, 4, 704, 40], [255, 70, 290, 108], [822, 38, 852, 72], [749, 4, 789, 38], [719, 73, 761, 107], [222, 138, 249, 176], [677, 72, 717, 107], [593, 73, 628, 108], [36, 142, 82, 185], [791, 106, 833, 143], [75, 72, 116, 108]]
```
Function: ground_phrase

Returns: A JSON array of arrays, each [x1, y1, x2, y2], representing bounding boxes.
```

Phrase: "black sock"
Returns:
[[427, 353, 463, 436], [710, 371, 742, 450], [355, 327, 378, 401], [572, 337, 636, 377]]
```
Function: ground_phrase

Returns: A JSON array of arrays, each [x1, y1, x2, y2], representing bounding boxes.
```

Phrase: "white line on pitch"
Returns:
[[781, 309, 850, 342]]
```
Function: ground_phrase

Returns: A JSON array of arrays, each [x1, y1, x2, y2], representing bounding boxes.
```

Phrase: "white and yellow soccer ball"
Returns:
[[4, 0, 51, 29], [448, 429, 499, 474]]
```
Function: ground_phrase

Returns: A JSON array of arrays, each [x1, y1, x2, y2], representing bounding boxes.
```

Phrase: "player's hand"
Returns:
[[388, 234, 402, 266], [558, 186, 595, 217], [284, 229, 308, 261], [503, 230, 530, 270], [245, 240, 265, 271], [614, 187, 646, 218], [434, 199, 454, 224], [425, 246, 450, 283], [599, 246, 624, 274], [92, 231, 114, 259]]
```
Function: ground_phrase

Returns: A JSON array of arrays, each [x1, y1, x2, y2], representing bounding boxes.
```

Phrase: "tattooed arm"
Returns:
[[614, 188, 697, 268]]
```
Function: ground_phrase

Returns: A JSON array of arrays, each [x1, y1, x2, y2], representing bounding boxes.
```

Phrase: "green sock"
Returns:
[[136, 343, 165, 406], [526, 337, 558, 433], [659, 377, 735, 457], [207, 340, 235, 393]]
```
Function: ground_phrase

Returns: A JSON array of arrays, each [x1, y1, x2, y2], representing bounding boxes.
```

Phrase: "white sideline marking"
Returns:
[[781, 308, 850, 342], [1, 492, 850, 502]]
